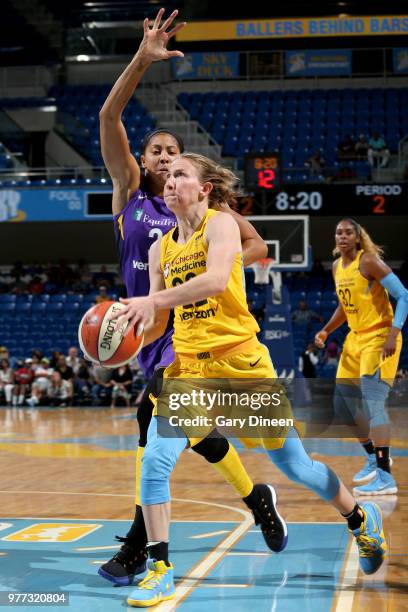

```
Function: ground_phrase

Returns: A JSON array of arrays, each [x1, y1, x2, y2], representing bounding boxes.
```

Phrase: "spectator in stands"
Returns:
[[55, 355, 74, 385], [92, 365, 113, 406], [324, 338, 340, 366], [0, 346, 9, 361], [292, 300, 323, 325], [11, 271, 31, 294], [305, 149, 326, 179], [95, 285, 111, 304], [73, 259, 92, 293], [0, 359, 14, 405], [354, 134, 369, 159], [299, 343, 318, 378], [44, 262, 60, 293], [48, 371, 72, 407], [50, 351, 61, 369], [66, 346, 80, 374], [27, 357, 53, 407], [58, 260, 75, 288], [367, 132, 390, 168], [76, 358, 93, 404], [93, 265, 115, 288], [10, 261, 26, 278], [27, 275, 44, 295], [337, 134, 355, 159], [12, 359, 33, 406], [110, 365, 133, 409]]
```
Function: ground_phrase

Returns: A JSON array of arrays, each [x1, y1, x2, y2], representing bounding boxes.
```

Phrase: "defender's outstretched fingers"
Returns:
[[159, 9, 179, 32], [167, 21, 187, 39], [153, 7, 165, 29]]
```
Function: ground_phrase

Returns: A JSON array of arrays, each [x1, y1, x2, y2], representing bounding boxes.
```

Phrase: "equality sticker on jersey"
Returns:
[[3, 523, 102, 542], [133, 208, 143, 221]]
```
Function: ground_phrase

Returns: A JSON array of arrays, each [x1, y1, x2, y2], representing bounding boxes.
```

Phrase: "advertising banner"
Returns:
[[0, 187, 111, 222], [393, 48, 408, 73], [172, 52, 239, 80], [176, 16, 408, 41], [285, 49, 351, 76]]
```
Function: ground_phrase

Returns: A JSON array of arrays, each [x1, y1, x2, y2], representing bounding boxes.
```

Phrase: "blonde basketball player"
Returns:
[[315, 219, 407, 495], [113, 155, 388, 607]]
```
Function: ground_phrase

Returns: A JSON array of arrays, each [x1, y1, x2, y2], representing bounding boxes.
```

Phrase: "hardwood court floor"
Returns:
[[0, 406, 407, 611]]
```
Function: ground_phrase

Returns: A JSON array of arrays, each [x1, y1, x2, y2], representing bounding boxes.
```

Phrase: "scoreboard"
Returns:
[[232, 183, 407, 216]]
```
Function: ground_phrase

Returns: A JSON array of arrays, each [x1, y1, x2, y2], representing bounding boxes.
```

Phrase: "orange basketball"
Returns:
[[78, 301, 144, 368]]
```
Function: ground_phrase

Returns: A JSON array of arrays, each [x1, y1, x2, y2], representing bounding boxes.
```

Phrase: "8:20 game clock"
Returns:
[[244, 152, 281, 191]]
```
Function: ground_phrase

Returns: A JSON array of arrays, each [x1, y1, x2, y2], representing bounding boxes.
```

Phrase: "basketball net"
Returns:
[[249, 258, 282, 302]]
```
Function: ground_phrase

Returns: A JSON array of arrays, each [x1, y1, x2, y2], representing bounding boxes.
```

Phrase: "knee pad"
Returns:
[[334, 382, 362, 422], [192, 432, 229, 463], [267, 432, 340, 501], [361, 373, 390, 428]]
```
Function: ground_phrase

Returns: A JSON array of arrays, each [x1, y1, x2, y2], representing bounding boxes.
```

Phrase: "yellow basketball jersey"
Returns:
[[160, 208, 259, 355], [334, 250, 393, 332]]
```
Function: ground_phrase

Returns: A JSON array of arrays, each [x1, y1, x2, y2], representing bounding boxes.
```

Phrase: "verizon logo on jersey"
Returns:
[[133, 260, 148, 271]]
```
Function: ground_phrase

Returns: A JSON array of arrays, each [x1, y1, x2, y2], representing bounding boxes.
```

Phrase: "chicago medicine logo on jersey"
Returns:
[[169, 251, 206, 276]]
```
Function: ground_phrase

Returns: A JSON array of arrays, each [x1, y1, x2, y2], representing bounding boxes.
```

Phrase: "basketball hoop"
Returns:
[[249, 258, 274, 284], [248, 257, 283, 303]]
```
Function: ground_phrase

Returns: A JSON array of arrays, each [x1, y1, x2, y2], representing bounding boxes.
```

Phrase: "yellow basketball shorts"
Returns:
[[336, 325, 402, 384], [155, 338, 293, 450]]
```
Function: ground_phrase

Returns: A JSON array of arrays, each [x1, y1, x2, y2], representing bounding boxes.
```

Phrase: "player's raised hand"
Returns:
[[137, 8, 186, 64], [314, 330, 328, 349]]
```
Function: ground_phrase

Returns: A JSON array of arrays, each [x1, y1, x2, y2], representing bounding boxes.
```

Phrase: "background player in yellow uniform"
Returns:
[[315, 219, 408, 495], [113, 155, 387, 607]]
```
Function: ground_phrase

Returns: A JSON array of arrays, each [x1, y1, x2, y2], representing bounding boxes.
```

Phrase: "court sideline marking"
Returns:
[[333, 538, 359, 612], [154, 497, 253, 611]]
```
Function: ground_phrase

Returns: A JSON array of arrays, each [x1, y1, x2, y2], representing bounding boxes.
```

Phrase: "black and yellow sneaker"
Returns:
[[98, 536, 148, 586]]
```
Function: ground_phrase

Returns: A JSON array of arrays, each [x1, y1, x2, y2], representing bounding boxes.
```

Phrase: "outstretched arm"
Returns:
[[99, 8, 186, 215], [211, 203, 267, 265], [360, 253, 408, 357]]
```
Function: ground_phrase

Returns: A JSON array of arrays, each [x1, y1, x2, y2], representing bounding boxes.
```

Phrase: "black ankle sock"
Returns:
[[125, 505, 148, 548], [147, 541, 170, 565], [362, 439, 375, 455], [375, 446, 390, 473], [242, 486, 257, 508], [342, 503, 364, 531]]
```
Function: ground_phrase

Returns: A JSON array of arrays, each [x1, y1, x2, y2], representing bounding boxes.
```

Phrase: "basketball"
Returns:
[[78, 301, 144, 368]]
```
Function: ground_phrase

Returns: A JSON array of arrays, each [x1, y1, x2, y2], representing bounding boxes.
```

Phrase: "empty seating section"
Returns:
[[0, 292, 117, 359], [178, 88, 408, 179], [49, 85, 156, 166]]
